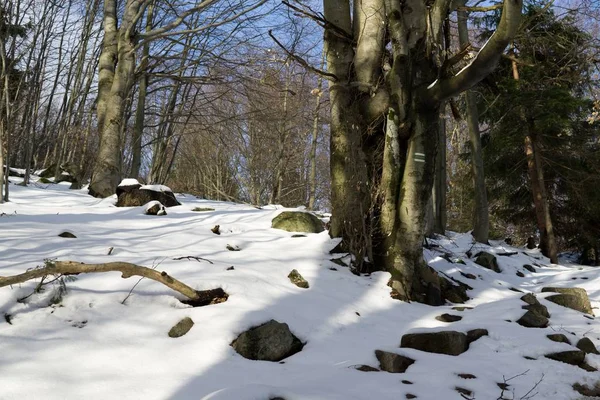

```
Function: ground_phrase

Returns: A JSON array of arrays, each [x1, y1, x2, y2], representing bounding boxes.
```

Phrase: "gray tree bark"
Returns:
[[457, 5, 489, 243], [323, 0, 522, 302]]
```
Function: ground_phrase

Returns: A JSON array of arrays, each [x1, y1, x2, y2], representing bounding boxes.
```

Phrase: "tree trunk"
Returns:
[[90, 2, 138, 197], [130, 2, 153, 179], [322, 0, 522, 301], [432, 116, 447, 235], [458, 5, 489, 243]]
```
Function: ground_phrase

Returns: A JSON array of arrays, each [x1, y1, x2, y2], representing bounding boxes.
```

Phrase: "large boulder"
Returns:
[[115, 179, 180, 207], [474, 252, 501, 273], [271, 212, 324, 233], [400, 331, 469, 356], [231, 320, 303, 362], [375, 350, 415, 373], [541, 287, 593, 315]]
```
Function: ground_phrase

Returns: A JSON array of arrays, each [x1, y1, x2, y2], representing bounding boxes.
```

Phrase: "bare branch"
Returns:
[[426, 0, 523, 104], [268, 30, 339, 82]]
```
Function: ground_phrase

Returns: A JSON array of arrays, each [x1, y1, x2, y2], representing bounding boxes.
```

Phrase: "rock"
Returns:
[[516, 271, 525, 277], [546, 334, 571, 344], [38, 164, 57, 178], [354, 365, 379, 372], [542, 287, 593, 315], [576, 337, 599, 355], [452, 306, 473, 312], [523, 264, 536, 273], [573, 382, 600, 397], [116, 181, 180, 207], [522, 303, 550, 318], [406, 394, 417, 399], [374, 350, 415, 373], [516, 310, 548, 328], [520, 293, 538, 306], [457, 373, 477, 379], [544, 350, 586, 366], [460, 272, 477, 280], [579, 362, 598, 372], [435, 314, 462, 323], [466, 329, 488, 344], [455, 387, 473, 397], [288, 269, 309, 289], [168, 317, 194, 338], [145, 201, 167, 216], [192, 207, 214, 212], [400, 331, 468, 356], [116, 179, 142, 196], [60, 162, 82, 189], [58, 231, 77, 238], [440, 277, 470, 304], [211, 225, 221, 235], [474, 252, 501, 273], [526, 236, 536, 249], [271, 211, 324, 233], [231, 320, 303, 362]]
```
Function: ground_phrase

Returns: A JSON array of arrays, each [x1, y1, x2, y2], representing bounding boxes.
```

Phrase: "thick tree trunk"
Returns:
[[90, 31, 136, 196], [458, 6, 489, 243], [322, 0, 521, 301], [323, 0, 370, 251]]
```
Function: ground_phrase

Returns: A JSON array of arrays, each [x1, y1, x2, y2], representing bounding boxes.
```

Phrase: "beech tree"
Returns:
[[89, 0, 267, 197], [320, 0, 522, 303]]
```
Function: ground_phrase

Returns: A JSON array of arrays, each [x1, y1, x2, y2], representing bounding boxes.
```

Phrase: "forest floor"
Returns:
[[0, 176, 598, 400]]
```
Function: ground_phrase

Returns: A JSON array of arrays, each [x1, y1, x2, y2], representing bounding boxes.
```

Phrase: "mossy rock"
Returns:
[[192, 207, 215, 212], [288, 269, 309, 289], [542, 287, 594, 315], [474, 252, 501, 273], [547, 334, 571, 344], [168, 317, 194, 338], [544, 350, 585, 366], [401, 331, 468, 356], [576, 337, 599, 355], [231, 320, 303, 362], [375, 350, 415, 373], [271, 211, 324, 233], [38, 177, 53, 184]]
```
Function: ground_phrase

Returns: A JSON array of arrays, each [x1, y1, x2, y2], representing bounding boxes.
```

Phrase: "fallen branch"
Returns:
[[0, 261, 201, 301]]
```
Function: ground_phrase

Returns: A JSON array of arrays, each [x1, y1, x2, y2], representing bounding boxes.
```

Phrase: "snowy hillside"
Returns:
[[0, 179, 598, 400]]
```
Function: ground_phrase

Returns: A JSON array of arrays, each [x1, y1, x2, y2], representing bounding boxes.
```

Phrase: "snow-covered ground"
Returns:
[[0, 179, 598, 400]]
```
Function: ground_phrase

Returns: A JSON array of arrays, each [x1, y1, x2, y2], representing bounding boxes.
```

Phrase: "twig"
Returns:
[[172, 255, 214, 264], [268, 30, 339, 82]]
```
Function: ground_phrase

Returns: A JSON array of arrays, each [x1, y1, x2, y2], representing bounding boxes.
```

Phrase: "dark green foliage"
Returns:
[[475, 5, 600, 255]]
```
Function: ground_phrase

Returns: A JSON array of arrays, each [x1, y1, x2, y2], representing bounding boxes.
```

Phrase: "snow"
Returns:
[[119, 178, 141, 187], [0, 179, 598, 400], [140, 184, 174, 193]]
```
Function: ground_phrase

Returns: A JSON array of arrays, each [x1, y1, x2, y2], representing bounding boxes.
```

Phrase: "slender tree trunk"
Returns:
[[512, 59, 558, 263], [131, 2, 153, 179], [432, 116, 447, 235], [458, 6, 489, 243]]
